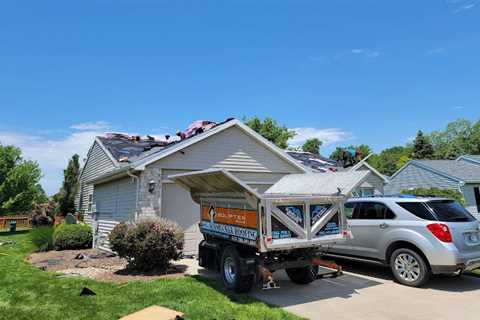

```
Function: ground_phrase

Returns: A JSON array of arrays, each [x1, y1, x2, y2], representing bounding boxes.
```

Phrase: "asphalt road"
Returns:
[[250, 261, 480, 320]]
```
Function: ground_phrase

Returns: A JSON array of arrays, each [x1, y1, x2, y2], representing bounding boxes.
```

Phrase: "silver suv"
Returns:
[[326, 197, 480, 287]]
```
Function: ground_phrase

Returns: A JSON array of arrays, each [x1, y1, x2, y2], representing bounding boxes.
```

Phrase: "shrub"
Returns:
[[401, 188, 466, 207], [53, 223, 92, 250], [109, 218, 184, 272], [30, 226, 54, 252]]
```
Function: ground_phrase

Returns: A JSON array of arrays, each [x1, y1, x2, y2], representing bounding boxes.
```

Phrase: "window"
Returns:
[[359, 188, 374, 197], [352, 202, 396, 220], [397, 202, 436, 221], [87, 194, 93, 213], [474, 187, 480, 213], [427, 200, 475, 222], [344, 202, 356, 219]]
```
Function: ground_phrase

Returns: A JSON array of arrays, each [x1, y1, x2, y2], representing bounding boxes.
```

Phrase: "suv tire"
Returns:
[[221, 246, 254, 293], [285, 265, 319, 284], [390, 248, 430, 287]]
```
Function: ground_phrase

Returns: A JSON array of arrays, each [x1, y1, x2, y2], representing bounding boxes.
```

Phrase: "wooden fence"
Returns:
[[0, 215, 32, 230]]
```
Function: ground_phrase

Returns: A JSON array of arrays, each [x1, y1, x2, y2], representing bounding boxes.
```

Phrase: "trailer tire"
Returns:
[[286, 265, 319, 285], [221, 246, 254, 293]]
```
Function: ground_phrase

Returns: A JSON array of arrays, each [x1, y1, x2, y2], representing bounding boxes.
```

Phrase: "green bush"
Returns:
[[30, 226, 54, 252], [53, 223, 92, 250], [109, 219, 184, 272], [401, 188, 466, 206]]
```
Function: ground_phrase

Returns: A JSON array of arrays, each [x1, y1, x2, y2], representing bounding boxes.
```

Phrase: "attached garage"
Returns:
[[83, 119, 306, 254]]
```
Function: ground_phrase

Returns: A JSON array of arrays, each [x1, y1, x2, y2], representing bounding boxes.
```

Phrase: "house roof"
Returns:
[[89, 118, 307, 184], [457, 154, 480, 165], [390, 159, 480, 184], [286, 151, 343, 172], [412, 160, 480, 183]]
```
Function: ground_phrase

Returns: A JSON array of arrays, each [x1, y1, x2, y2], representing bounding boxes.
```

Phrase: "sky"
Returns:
[[0, 0, 479, 195]]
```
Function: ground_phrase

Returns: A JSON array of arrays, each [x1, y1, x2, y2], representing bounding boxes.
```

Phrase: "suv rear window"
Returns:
[[426, 200, 475, 222], [397, 202, 436, 221]]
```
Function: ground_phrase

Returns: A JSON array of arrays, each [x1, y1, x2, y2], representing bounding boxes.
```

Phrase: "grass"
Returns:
[[472, 269, 480, 276], [0, 232, 302, 320]]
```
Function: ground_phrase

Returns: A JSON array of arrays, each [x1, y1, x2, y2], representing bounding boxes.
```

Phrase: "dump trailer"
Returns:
[[170, 168, 370, 293]]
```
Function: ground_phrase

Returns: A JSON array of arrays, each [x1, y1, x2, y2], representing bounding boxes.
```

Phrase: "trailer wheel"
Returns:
[[286, 265, 319, 285], [221, 246, 254, 293]]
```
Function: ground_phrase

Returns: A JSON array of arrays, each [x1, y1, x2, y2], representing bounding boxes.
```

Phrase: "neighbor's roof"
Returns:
[[265, 171, 370, 196], [286, 151, 343, 172], [457, 154, 480, 165], [408, 160, 480, 183]]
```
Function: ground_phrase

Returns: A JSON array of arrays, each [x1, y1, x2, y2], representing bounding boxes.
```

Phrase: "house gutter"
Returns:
[[126, 169, 140, 222]]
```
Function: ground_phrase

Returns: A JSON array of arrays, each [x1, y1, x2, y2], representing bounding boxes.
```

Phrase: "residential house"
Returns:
[[77, 119, 307, 254], [287, 151, 388, 196], [385, 155, 480, 215]]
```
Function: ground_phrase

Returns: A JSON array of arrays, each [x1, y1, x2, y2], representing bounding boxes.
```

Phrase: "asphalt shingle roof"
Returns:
[[416, 159, 480, 183], [286, 151, 343, 172]]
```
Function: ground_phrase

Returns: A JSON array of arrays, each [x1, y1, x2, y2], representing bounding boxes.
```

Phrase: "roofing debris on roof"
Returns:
[[287, 151, 343, 173], [97, 118, 234, 163]]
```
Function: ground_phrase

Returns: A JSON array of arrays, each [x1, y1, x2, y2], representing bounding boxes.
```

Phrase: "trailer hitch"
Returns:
[[312, 257, 343, 279]]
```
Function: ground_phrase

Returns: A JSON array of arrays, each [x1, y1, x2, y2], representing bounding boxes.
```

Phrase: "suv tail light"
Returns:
[[427, 223, 452, 242]]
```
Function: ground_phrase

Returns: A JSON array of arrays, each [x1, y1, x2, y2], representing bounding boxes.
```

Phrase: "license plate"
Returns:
[[466, 232, 480, 243]]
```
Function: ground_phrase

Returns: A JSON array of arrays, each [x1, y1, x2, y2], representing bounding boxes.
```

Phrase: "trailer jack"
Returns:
[[259, 265, 280, 290]]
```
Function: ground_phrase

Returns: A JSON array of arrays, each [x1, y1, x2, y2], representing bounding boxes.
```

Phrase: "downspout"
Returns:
[[127, 169, 140, 222]]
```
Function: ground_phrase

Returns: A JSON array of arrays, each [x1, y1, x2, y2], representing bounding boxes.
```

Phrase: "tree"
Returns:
[[470, 120, 480, 154], [302, 138, 322, 155], [412, 130, 434, 159], [57, 154, 80, 215], [430, 119, 473, 159], [0, 144, 44, 215], [368, 146, 412, 177], [244, 116, 295, 149]]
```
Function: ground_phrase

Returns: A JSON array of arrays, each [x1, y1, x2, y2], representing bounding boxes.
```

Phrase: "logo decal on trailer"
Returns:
[[208, 205, 216, 221]]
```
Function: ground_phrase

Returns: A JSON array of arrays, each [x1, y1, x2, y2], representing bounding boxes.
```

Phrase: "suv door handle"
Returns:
[[379, 223, 389, 229]]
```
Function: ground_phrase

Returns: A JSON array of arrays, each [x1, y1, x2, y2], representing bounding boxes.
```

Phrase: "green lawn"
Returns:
[[0, 232, 301, 320]]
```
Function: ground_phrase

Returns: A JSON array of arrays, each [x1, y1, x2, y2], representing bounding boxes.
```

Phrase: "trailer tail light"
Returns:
[[427, 223, 452, 243], [266, 236, 273, 243]]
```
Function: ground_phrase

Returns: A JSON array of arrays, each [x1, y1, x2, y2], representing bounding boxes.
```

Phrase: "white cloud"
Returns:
[[0, 128, 106, 195], [452, 105, 465, 110], [350, 48, 380, 58], [427, 47, 447, 55], [70, 121, 110, 131], [289, 127, 353, 147]]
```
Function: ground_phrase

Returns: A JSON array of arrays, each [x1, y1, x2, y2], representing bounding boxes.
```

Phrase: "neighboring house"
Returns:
[[287, 151, 388, 196], [77, 119, 307, 254], [385, 155, 480, 215]]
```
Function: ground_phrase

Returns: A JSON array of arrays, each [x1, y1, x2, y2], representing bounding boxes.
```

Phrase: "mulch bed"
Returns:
[[27, 249, 186, 283]]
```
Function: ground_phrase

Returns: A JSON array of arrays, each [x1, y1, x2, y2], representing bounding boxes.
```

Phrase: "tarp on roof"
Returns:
[[265, 171, 370, 196]]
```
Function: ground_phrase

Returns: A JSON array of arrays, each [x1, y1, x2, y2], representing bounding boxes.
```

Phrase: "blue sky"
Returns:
[[0, 0, 479, 194]]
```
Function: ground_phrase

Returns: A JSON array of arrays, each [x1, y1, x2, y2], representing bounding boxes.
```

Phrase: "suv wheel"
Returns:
[[390, 248, 430, 287], [221, 246, 254, 293]]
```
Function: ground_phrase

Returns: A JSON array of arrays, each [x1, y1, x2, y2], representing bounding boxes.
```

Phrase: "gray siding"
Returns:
[[354, 166, 385, 195], [77, 141, 116, 214], [156, 126, 303, 173], [385, 163, 460, 195], [462, 184, 480, 214], [93, 176, 137, 222]]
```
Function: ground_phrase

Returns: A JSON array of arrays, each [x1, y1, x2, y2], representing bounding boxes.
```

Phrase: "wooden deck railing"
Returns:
[[0, 215, 32, 229]]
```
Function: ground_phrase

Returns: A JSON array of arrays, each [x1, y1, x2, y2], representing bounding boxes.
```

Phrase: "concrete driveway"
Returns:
[[249, 261, 480, 320]]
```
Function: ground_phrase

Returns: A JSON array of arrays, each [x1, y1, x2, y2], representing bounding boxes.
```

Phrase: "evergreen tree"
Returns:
[[302, 138, 322, 155], [58, 154, 80, 215], [412, 130, 434, 159]]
